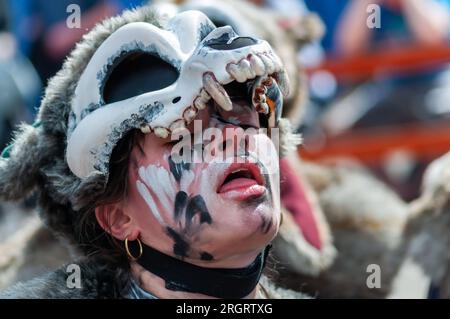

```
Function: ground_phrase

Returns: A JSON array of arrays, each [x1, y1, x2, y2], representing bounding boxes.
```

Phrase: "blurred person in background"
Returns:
[[304, 0, 450, 123], [336, 0, 450, 57], [8, 0, 146, 83], [0, 0, 40, 147], [301, 0, 450, 199]]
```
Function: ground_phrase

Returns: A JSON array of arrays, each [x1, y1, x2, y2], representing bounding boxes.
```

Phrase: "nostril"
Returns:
[[208, 37, 257, 51]]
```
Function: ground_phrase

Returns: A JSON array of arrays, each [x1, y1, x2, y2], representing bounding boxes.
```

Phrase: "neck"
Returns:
[[126, 242, 271, 299], [131, 262, 258, 299]]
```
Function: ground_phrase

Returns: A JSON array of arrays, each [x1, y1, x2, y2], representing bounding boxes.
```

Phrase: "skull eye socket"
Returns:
[[103, 52, 179, 104]]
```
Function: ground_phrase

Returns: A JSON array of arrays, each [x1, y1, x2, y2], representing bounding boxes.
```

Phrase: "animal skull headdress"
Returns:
[[67, 10, 289, 179]]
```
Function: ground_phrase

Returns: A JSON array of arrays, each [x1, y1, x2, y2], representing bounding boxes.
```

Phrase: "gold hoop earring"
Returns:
[[125, 237, 143, 261]]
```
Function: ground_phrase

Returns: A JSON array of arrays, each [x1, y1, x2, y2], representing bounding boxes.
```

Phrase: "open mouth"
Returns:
[[217, 163, 266, 201]]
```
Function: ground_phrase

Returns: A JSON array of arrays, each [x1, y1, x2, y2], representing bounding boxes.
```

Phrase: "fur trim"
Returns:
[[0, 258, 129, 299], [273, 209, 336, 276], [0, 258, 308, 299], [295, 161, 410, 298], [278, 118, 302, 157]]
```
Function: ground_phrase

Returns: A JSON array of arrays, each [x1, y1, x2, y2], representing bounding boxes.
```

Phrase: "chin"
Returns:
[[235, 198, 280, 240]]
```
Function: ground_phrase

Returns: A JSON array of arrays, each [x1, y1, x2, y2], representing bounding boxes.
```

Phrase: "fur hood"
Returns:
[[0, 258, 307, 299]]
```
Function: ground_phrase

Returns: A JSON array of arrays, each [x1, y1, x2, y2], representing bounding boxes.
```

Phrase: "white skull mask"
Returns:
[[67, 10, 289, 179]]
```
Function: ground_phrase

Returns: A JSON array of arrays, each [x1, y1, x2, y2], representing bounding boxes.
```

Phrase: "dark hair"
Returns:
[[74, 129, 142, 268]]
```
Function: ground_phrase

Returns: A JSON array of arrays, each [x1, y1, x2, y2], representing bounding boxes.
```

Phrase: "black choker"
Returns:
[[126, 241, 271, 299]]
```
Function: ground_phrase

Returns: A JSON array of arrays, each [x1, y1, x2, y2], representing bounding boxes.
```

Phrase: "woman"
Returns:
[[0, 6, 303, 299]]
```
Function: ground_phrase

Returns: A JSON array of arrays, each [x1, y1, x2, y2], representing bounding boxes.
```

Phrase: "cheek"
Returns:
[[250, 134, 280, 189], [125, 147, 175, 229], [126, 168, 160, 227]]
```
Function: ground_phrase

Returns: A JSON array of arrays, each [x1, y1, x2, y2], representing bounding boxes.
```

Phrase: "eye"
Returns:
[[103, 52, 179, 104]]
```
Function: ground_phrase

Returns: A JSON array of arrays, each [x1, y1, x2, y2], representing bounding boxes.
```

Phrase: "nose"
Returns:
[[207, 36, 257, 51]]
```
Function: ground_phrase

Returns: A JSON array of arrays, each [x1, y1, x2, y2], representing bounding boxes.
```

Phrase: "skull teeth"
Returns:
[[226, 63, 247, 83], [256, 102, 269, 114], [140, 124, 152, 134], [258, 53, 276, 75], [200, 88, 211, 101], [194, 89, 210, 110], [257, 94, 267, 104], [225, 52, 284, 87], [249, 54, 265, 76], [169, 120, 186, 134], [251, 75, 278, 113], [154, 127, 170, 139], [183, 106, 198, 122], [194, 97, 207, 110], [203, 72, 233, 111], [239, 59, 255, 80]]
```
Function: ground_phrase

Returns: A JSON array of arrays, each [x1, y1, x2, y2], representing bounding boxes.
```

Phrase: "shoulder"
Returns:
[[0, 258, 128, 299]]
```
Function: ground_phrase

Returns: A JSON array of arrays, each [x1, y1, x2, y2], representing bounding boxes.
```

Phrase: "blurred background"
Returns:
[[1, 0, 450, 296]]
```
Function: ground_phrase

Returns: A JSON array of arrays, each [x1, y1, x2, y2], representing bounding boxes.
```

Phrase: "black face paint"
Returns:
[[200, 252, 214, 261], [185, 195, 212, 229], [174, 191, 188, 220], [168, 155, 190, 182], [261, 215, 273, 234], [166, 227, 189, 258]]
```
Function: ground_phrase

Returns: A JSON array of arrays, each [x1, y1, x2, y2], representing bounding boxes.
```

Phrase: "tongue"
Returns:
[[218, 178, 258, 193]]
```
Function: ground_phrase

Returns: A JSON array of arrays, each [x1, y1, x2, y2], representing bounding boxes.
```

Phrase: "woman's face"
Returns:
[[122, 104, 280, 268]]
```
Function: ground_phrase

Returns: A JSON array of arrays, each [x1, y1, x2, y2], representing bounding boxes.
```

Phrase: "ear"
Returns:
[[95, 203, 139, 241]]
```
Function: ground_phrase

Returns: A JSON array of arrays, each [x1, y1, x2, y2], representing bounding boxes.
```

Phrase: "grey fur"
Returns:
[[0, 258, 304, 299], [0, 258, 129, 299], [0, 7, 164, 244]]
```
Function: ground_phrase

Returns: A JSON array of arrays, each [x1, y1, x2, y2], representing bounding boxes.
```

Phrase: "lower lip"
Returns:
[[218, 178, 266, 201]]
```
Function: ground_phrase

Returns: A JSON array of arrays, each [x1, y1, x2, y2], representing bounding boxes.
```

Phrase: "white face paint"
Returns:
[[137, 165, 177, 224], [123, 121, 280, 266]]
